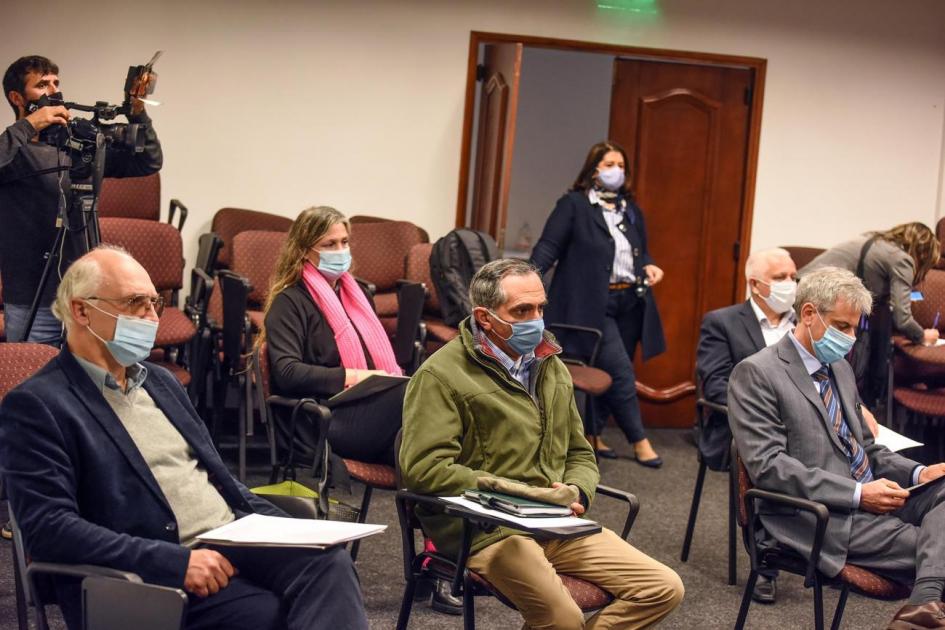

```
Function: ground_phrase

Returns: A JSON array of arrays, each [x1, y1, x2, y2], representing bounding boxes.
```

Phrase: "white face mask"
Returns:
[[754, 278, 797, 314]]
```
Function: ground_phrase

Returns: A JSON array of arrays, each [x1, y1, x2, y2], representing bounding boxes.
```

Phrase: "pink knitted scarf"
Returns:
[[301, 262, 402, 376]]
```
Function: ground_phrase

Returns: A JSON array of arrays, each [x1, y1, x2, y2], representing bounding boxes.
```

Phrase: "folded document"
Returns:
[[197, 514, 386, 549]]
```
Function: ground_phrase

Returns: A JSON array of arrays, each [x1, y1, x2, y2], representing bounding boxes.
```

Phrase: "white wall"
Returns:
[[3, 0, 944, 271], [505, 48, 612, 256]]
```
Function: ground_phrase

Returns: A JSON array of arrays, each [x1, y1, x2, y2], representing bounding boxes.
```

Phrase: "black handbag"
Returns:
[[848, 236, 893, 408]]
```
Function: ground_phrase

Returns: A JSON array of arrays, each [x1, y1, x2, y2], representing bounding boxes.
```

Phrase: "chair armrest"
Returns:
[[594, 484, 639, 540], [545, 324, 605, 365], [167, 199, 188, 231], [27, 562, 142, 583], [266, 396, 332, 516], [354, 277, 377, 298], [744, 487, 829, 587]]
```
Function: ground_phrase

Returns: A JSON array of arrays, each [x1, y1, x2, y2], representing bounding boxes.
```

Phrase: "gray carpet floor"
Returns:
[[0, 426, 905, 629]]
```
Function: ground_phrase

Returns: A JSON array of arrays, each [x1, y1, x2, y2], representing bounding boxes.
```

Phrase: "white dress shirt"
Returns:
[[588, 189, 635, 283], [749, 297, 796, 347]]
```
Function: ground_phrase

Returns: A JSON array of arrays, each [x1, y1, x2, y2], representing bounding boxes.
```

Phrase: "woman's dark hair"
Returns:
[[869, 222, 941, 285], [571, 140, 631, 194]]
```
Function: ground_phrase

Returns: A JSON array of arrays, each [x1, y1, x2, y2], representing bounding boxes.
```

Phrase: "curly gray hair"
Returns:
[[469, 259, 540, 311], [794, 266, 873, 319]]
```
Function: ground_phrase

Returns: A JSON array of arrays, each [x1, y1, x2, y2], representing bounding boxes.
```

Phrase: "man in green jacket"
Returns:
[[400, 259, 683, 629]]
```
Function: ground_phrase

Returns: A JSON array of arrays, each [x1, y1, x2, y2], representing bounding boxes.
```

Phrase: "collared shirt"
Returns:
[[470, 317, 536, 392], [74, 356, 149, 394], [787, 334, 924, 507], [588, 189, 635, 283], [749, 297, 796, 347]]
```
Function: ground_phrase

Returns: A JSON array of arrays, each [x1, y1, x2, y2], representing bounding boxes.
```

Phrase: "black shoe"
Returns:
[[751, 575, 777, 604], [412, 575, 435, 601], [596, 448, 618, 460], [0, 521, 12, 541], [431, 578, 463, 616], [635, 455, 663, 468]]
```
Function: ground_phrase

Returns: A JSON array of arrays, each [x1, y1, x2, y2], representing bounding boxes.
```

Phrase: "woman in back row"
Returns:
[[259, 206, 403, 466]]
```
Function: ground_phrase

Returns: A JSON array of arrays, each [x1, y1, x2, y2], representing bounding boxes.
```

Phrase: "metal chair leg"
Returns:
[[11, 540, 27, 630], [462, 573, 476, 630], [830, 586, 850, 630], [681, 460, 707, 562], [728, 469, 737, 585], [813, 577, 824, 630], [349, 485, 374, 562], [734, 570, 757, 630], [396, 574, 417, 630]]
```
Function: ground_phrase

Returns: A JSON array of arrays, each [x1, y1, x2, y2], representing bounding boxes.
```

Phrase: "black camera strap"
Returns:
[[0, 164, 70, 186]]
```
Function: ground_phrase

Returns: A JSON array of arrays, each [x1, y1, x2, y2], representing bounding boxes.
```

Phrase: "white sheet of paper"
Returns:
[[874, 425, 923, 452], [196, 514, 386, 548], [934, 339, 945, 347], [441, 496, 596, 530]]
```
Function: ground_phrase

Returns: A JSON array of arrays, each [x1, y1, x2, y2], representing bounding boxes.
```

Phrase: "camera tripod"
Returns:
[[21, 131, 108, 341]]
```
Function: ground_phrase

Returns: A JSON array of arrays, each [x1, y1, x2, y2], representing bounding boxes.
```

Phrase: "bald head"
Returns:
[[52, 245, 153, 332], [745, 248, 795, 283]]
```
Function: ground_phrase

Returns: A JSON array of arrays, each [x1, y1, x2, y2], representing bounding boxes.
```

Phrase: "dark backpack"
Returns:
[[429, 229, 499, 327]]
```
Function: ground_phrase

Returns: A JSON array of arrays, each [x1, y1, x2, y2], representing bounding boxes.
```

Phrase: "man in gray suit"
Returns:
[[729, 266, 945, 629]]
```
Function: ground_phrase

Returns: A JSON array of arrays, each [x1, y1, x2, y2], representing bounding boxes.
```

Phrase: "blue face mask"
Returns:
[[488, 310, 545, 356], [317, 248, 352, 281], [597, 166, 626, 192], [809, 310, 856, 365], [85, 301, 159, 367]]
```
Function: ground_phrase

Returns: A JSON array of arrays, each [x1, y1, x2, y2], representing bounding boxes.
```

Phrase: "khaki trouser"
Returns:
[[466, 529, 683, 630]]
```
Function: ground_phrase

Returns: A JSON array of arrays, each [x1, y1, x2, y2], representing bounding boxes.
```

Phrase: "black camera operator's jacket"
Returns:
[[0, 111, 162, 308]]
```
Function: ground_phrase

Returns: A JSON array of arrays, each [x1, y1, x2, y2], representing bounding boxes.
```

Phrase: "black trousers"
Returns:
[[592, 288, 647, 443], [186, 545, 369, 630], [328, 382, 405, 466]]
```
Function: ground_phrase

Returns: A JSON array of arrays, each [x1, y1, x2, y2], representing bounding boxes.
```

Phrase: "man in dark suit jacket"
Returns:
[[729, 267, 945, 630], [697, 248, 798, 472], [696, 247, 797, 604], [0, 247, 369, 630]]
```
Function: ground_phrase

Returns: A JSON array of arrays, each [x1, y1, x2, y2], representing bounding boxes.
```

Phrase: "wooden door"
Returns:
[[610, 58, 753, 428], [468, 43, 522, 249]]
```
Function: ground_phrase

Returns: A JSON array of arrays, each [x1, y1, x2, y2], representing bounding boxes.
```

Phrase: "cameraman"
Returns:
[[1, 55, 162, 345]]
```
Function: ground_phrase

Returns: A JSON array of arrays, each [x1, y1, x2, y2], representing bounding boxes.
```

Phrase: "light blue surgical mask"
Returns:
[[809, 310, 856, 365], [84, 301, 159, 367], [488, 310, 545, 356], [317, 248, 352, 281], [597, 166, 626, 192]]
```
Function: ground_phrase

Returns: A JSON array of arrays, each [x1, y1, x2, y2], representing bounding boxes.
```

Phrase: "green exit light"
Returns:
[[597, 0, 659, 14]]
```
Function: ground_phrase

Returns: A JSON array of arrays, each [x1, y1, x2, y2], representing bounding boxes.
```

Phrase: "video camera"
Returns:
[[25, 51, 162, 179]]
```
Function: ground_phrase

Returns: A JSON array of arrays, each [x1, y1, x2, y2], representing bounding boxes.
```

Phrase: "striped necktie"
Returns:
[[813, 367, 873, 483]]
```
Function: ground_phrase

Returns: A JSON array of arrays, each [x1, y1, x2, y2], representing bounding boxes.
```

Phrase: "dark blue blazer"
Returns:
[[531, 190, 666, 360], [695, 300, 767, 469], [0, 348, 283, 624]]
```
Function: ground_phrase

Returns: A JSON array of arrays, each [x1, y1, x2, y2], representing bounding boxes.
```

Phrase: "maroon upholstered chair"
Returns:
[[349, 221, 423, 337], [405, 242, 458, 352], [0, 343, 59, 400], [781, 245, 827, 270], [210, 208, 293, 271], [99, 218, 196, 386], [97, 173, 188, 230], [732, 446, 910, 630], [231, 231, 288, 331], [349, 214, 430, 244]]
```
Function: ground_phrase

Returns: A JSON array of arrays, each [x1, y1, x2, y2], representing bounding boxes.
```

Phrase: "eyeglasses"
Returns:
[[85, 294, 165, 317]]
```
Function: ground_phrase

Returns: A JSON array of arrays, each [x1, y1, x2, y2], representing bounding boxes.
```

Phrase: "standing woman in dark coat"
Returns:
[[531, 140, 667, 467]]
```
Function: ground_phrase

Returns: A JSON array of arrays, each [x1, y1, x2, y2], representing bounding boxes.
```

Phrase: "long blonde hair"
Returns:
[[256, 206, 350, 348], [870, 222, 941, 285]]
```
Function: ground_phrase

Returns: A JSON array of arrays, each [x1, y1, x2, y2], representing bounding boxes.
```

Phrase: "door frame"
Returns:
[[455, 31, 767, 300]]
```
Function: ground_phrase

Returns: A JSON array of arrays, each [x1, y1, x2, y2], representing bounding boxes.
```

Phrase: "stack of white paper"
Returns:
[[441, 496, 597, 530], [197, 514, 386, 549]]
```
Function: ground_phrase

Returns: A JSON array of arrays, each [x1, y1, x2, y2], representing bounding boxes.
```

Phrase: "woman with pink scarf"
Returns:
[[260, 206, 404, 466]]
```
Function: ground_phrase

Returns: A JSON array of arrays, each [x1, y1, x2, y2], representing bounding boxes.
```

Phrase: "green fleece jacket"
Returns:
[[399, 318, 599, 557]]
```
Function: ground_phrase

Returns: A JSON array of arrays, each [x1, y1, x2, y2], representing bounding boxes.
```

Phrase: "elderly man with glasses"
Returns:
[[0, 245, 370, 630]]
